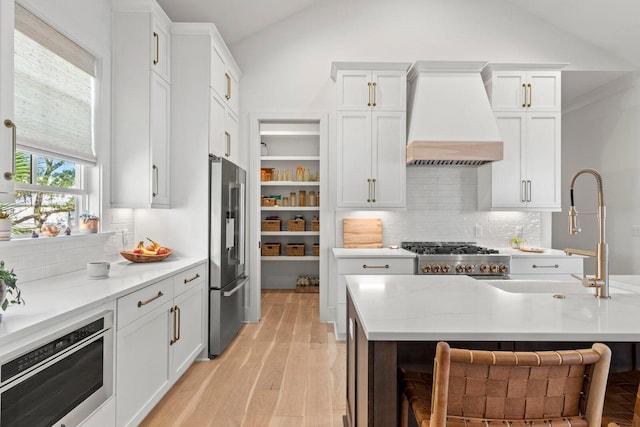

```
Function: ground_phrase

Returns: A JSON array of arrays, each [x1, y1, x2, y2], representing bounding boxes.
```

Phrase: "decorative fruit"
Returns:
[[145, 244, 156, 252], [156, 247, 170, 255], [132, 248, 143, 254]]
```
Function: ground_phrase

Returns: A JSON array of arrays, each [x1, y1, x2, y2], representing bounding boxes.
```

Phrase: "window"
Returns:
[[10, 5, 97, 236]]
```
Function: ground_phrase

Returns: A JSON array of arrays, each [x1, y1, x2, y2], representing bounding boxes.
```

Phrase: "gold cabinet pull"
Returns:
[[366, 178, 372, 202], [532, 264, 559, 269], [153, 32, 159, 65], [527, 180, 532, 202], [372, 82, 377, 107], [225, 131, 231, 157], [138, 291, 164, 308], [521, 180, 526, 202], [3, 119, 16, 180], [522, 83, 526, 107], [175, 305, 181, 342], [367, 82, 372, 107], [152, 164, 159, 197], [170, 306, 177, 345], [371, 178, 376, 203], [527, 83, 532, 107], [225, 73, 231, 100], [184, 273, 200, 284], [362, 264, 389, 269]]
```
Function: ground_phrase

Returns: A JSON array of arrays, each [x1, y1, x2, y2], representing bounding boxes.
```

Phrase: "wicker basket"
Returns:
[[261, 243, 280, 256], [120, 249, 173, 263], [287, 219, 305, 232], [311, 219, 319, 232], [286, 243, 305, 256], [313, 243, 319, 257], [260, 168, 274, 181], [261, 220, 281, 231], [261, 197, 277, 207]]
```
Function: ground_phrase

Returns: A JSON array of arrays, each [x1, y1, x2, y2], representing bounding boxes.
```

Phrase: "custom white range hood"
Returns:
[[406, 61, 503, 165]]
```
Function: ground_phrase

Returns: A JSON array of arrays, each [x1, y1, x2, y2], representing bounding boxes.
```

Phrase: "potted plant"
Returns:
[[79, 212, 99, 234], [0, 260, 25, 318], [0, 203, 14, 241]]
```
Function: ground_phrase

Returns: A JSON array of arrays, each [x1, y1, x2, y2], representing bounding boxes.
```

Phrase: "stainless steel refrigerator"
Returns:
[[208, 155, 247, 357]]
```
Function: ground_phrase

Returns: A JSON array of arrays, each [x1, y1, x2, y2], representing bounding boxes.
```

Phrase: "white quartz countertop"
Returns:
[[0, 256, 206, 347], [346, 274, 640, 342], [332, 247, 416, 258]]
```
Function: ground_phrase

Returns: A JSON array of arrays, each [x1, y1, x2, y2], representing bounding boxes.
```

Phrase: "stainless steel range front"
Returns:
[[401, 242, 510, 278]]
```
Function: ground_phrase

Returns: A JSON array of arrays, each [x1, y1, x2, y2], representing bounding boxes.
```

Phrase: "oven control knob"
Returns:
[[421, 264, 431, 273], [431, 264, 441, 273], [480, 264, 490, 273], [455, 264, 465, 274], [441, 264, 451, 273], [490, 264, 499, 273], [465, 264, 475, 273], [499, 264, 508, 273]]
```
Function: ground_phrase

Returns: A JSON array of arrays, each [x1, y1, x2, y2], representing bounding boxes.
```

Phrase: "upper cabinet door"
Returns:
[[337, 70, 372, 111], [371, 71, 406, 111], [225, 68, 239, 115], [488, 71, 527, 111], [336, 112, 373, 207], [210, 45, 226, 100], [371, 112, 406, 208], [150, 14, 170, 82], [0, 0, 14, 201], [526, 71, 561, 112], [150, 73, 171, 206]]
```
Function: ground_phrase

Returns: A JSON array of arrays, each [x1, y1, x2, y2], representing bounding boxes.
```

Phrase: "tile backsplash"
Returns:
[[336, 166, 549, 249]]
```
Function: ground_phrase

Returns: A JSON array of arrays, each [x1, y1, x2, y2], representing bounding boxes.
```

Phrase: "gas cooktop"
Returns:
[[401, 242, 510, 277]]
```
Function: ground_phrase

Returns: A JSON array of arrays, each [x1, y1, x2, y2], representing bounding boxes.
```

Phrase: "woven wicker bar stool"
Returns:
[[604, 371, 640, 427], [400, 341, 612, 427]]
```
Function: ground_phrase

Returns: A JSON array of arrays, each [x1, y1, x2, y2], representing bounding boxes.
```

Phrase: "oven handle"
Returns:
[[0, 328, 111, 391]]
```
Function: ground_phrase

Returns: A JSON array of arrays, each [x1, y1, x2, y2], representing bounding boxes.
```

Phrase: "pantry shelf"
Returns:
[[261, 231, 320, 236], [260, 181, 320, 186], [261, 207, 319, 211]]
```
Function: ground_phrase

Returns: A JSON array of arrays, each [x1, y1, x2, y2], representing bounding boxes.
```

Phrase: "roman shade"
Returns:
[[14, 4, 97, 165]]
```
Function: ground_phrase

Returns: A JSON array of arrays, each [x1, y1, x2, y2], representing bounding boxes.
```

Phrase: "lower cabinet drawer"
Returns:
[[117, 278, 173, 330], [337, 258, 415, 275], [173, 263, 206, 296], [510, 257, 584, 275]]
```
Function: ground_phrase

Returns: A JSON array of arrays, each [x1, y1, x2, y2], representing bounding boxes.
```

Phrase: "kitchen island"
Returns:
[[345, 274, 640, 427]]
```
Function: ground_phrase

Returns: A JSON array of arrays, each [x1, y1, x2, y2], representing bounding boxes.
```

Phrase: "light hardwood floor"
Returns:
[[141, 290, 346, 427]]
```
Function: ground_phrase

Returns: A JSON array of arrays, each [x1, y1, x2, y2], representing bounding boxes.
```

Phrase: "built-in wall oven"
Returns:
[[0, 310, 114, 427]]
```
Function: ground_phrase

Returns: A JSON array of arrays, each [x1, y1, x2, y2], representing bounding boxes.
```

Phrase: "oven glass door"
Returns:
[[1, 337, 105, 427]]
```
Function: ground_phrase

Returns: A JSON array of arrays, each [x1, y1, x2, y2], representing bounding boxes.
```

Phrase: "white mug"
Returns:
[[87, 261, 110, 278]]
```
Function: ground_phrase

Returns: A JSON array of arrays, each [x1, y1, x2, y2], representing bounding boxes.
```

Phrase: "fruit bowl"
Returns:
[[120, 249, 172, 263]]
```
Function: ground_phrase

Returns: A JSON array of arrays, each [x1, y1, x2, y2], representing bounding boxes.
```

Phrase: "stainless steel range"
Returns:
[[401, 242, 510, 278]]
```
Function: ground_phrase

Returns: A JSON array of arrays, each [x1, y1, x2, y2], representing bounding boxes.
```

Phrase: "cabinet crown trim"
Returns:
[[330, 62, 411, 81]]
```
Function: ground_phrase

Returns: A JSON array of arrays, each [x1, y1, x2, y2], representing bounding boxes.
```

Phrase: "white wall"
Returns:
[[553, 74, 640, 275]]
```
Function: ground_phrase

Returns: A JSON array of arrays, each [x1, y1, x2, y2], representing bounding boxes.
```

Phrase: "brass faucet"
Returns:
[[564, 169, 609, 298]]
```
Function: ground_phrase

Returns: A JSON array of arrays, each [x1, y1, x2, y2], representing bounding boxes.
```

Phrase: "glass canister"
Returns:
[[282, 196, 289, 207], [308, 191, 316, 207], [290, 192, 297, 207], [298, 190, 306, 207]]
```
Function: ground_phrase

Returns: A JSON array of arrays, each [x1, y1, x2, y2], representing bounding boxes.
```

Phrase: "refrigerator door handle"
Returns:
[[223, 278, 247, 297], [238, 182, 245, 266]]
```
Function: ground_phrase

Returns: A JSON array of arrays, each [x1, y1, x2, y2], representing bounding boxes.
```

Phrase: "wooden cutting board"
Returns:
[[343, 218, 383, 248]]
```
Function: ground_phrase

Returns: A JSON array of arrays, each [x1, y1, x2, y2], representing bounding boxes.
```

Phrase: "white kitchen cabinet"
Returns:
[[111, 0, 172, 208], [336, 111, 406, 208], [0, 0, 14, 202], [172, 24, 243, 166], [334, 67, 407, 111], [116, 263, 206, 427], [484, 68, 561, 112], [116, 279, 173, 427], [210, 43, 240, 116], [478, 64, 564, 211], [334, 255, 414, 339], [170, 265, 206, 379]]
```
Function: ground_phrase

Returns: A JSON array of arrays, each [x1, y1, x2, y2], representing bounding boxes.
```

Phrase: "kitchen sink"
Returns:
[[482, 279, 633, 295]]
